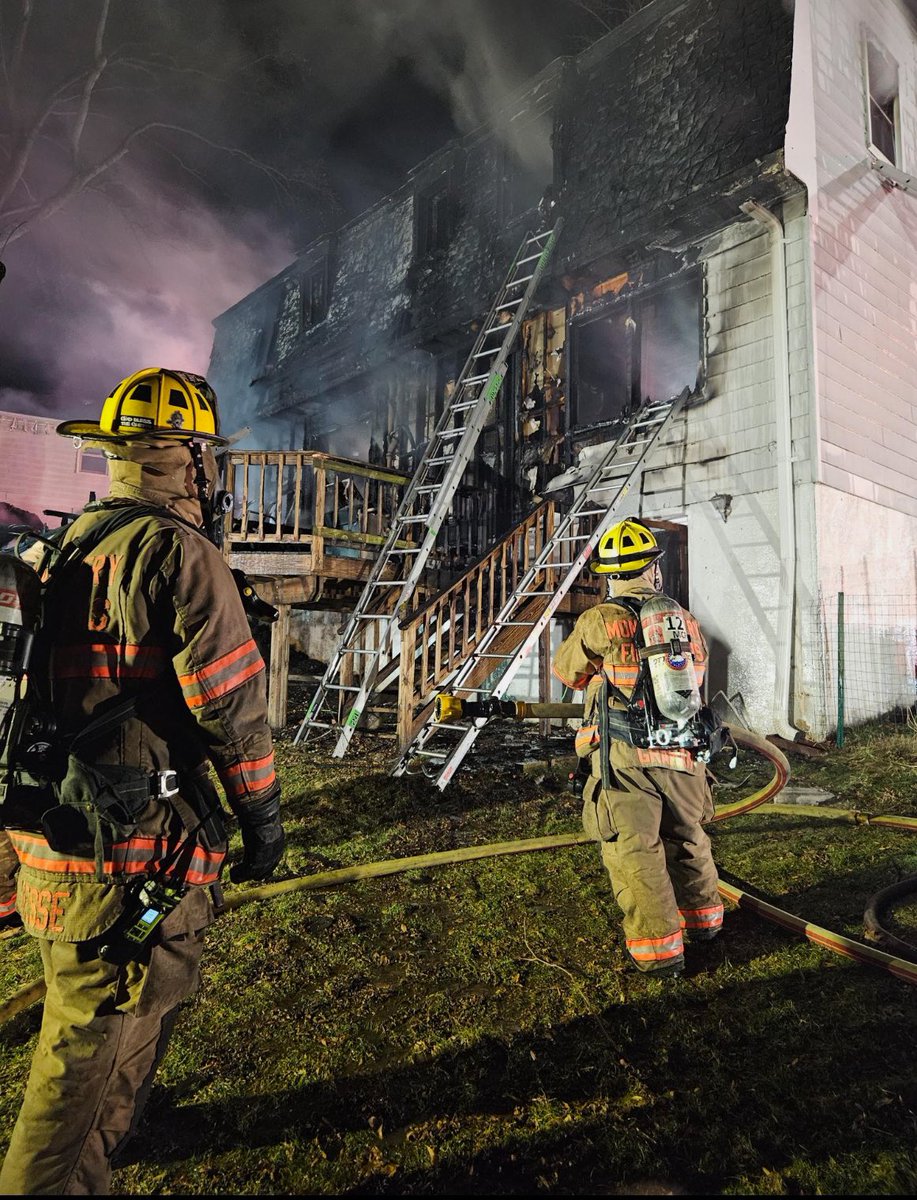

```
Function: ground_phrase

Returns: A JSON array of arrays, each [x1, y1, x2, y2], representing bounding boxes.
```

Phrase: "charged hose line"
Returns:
[[0, 724, 914, 1026]]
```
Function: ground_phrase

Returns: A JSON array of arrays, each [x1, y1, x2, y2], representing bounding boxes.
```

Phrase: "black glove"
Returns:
[[230, 788, 285, 882]]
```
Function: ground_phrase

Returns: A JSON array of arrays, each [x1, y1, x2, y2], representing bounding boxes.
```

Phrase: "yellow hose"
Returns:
[[1, 722, 913, 1025]]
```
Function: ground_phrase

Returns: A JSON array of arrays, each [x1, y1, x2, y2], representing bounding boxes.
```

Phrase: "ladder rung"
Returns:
[[452, 400, 480, 411], [430, 722, 474, 733], [471, 349, 499, 360], [331, 685, 362, 692], [515, 252, 544, 265], [506, 274, 534, 287], [414, 749, 449, 760], [304, 720, 334, 729], [437, 428, 467, 438], [473, 653, 513, 660], [426, 456, 455, 466], [463, 374, 490, 384], [495, 300, 522, 312]]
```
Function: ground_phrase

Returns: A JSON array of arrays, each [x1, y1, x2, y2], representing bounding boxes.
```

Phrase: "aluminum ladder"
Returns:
[[294, 218, 564, 754], [391, 387, 690, 789]]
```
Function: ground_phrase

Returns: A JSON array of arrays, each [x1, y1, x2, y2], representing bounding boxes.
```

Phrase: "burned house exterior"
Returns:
[[209, 0, 917, 741]]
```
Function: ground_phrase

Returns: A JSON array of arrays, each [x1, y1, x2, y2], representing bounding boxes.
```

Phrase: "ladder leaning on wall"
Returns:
[[293, 218, 564, 755], [391, 387, 691, 790]]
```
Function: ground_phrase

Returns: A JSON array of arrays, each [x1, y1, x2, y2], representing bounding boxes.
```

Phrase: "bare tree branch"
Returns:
[[6, 0, 34, 112], [1, 121, 329, 250], [70, 0, 110, 164]]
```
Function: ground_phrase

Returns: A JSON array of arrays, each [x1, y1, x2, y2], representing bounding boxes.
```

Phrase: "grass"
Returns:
[[2, 719, 917, 1194]]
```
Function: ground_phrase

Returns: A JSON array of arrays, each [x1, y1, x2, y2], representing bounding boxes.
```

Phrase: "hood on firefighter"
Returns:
[[101, 440, 218, 529]]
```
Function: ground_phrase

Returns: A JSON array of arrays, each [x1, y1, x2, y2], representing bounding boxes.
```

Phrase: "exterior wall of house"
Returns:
[[592, 196, 816, 735], [785, 0, 917, 731], [0, 411, 106, 528]]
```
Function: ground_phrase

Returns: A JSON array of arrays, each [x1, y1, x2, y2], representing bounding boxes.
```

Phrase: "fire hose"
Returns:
[[2, 709, 916, 1027]]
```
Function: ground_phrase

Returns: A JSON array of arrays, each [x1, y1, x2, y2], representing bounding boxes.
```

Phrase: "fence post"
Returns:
[[836, 591, 845, 748]]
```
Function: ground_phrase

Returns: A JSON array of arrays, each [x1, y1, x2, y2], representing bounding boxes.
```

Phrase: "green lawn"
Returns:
[[2, 721, 917, 1195]]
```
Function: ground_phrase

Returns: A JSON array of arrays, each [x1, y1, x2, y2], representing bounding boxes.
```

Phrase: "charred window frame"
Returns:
[[415, 175, 453, 257], [570, 272, 703, 432], [863, 37, 900, 165]]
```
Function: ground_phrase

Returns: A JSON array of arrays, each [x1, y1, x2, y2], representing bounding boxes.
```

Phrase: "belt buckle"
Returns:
[[157, 769, 179, 799]]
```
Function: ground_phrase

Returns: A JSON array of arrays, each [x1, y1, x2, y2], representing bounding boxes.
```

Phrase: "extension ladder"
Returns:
[[294, 219, 564, 753], [391, 387, 690, 789]]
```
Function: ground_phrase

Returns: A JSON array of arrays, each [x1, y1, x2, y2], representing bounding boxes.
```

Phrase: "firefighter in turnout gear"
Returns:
[[553, 519, 722, 977], [0, 369, 285, 1195]]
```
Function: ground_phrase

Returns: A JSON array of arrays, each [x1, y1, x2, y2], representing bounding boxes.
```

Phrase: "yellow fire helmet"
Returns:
[[589, 518, 664, 577], [57, 368, 226, 445]]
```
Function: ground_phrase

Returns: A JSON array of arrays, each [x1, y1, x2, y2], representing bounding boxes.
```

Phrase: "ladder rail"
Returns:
[[393, 389, 691, 787], [294, 220, 563, 750]]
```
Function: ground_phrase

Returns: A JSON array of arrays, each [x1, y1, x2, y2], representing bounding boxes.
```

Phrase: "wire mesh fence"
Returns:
[[800, 593, 917, 741]]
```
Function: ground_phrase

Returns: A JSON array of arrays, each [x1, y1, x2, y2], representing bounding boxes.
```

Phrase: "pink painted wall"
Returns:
[[0, 411, 107, 528]]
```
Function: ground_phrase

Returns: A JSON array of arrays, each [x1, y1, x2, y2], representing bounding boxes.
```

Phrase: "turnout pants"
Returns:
[[0, 917, 207, 1195], [583, 764, 723, 972]]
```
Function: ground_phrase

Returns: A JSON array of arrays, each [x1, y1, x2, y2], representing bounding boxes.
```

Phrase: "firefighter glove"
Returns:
[[230, 787, 285, 882]]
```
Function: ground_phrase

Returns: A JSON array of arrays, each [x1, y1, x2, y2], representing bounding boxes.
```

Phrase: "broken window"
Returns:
[[415, 177, 452, 256], [572, 274, 702, 429], [864, 38, 899, 164]]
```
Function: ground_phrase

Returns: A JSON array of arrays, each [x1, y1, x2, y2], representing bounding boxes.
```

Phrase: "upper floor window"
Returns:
[[864, 38, 899, 165], [415, 177, 452, 256], [572, 274, 703, 430], [79, 448, 108, 475], [500, 119, 553, 223], [303, 262, 329, 329]]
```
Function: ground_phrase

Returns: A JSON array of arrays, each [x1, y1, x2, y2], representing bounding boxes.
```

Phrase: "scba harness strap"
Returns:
[[0, 503, 221, 878], [597, 595, 730, 762]]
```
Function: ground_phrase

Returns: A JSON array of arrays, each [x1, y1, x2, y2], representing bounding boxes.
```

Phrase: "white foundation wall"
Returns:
[[797, 487, 917, 732]]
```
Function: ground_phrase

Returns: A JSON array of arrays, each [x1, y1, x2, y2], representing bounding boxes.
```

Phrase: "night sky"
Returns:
[[0, 0, 608, 422]]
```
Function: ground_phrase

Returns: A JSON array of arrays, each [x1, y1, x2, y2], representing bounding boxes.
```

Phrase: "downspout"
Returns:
[[739, 199, 800, 741]]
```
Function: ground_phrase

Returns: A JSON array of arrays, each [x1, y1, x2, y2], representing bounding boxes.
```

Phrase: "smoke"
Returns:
[[0, 0, 600, 420]]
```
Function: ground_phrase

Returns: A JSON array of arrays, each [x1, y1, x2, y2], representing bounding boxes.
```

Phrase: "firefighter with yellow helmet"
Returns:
[[553, 518, 722, 978], [0, 369, 285, 1193]]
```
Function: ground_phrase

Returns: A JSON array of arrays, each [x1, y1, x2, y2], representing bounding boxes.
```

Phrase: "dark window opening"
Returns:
[[573, 275, 702, 429], [416, 180, 452, 256], [865, 39, 898, 164], [303, 264, 329, 328], [500, 120, 553, 223], [168, 389, 188, 408], [130, 384, 153, 403]]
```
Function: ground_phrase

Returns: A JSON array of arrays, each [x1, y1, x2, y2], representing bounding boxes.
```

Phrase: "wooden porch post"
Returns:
[[268, 603, 291, 731], [397, 620, 417, 753]]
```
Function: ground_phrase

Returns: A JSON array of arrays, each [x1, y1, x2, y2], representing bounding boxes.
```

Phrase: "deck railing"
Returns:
[[395, 500, 559, 747], [222, 450, 410, 570]]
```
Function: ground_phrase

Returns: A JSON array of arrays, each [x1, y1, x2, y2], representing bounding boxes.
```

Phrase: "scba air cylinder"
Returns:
[[0, 556, 41, 682], [640, 594, 701, 728]]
